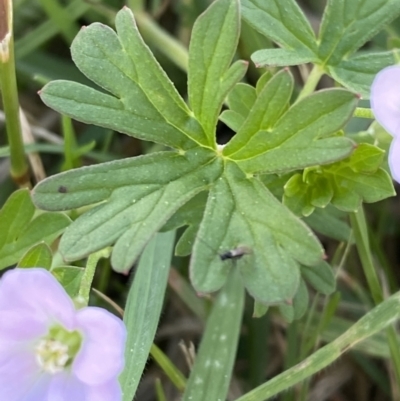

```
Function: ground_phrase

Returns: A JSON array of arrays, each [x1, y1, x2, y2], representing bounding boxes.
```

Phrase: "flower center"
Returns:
[[35, 325, 82, 374]]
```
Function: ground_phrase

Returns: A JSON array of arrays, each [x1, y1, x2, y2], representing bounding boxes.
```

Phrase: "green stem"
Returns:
[[354, 107, 374, 119], [296, 64, 324, 101], [78, 248, 111, 305], [234, 291, 400, 401], [150, 344, 186, 391], [0, 0, 29, 185], [135, 11, 188, 72], [350, 208, 400, 390]]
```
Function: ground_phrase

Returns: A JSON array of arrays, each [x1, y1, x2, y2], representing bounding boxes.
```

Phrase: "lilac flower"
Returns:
[[0, 268, 126, 401], [370, 65, 400, 182]]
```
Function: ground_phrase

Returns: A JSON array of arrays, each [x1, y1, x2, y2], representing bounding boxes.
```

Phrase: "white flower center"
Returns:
[[35, 339, 70, 374]]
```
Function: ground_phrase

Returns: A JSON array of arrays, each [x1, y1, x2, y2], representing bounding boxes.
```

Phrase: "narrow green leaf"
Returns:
[[32, 149, 222, 272], [241, 0, 318, 55], [120, 231, 175, 401], [182, 269, 244, 401], [188, 0, 246, 139], [0, 190, 71, 270], [318, 0, 400, 65], [190, 162, 323, 304], [252, 48, 317, 67], [17, 243, 53, 270]]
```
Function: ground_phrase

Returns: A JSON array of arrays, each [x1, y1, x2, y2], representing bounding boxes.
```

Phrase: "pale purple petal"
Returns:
[[21, 374, 53, 401], [389, 138, 400, 183], [0, 310, 47, 345], [0, 350, 46, 401], [86, 379, 122, 401], [47, 373, 86, 401], [72, 307, 126, 385], [0, 268, 76, 329], [371, 66, 400, 137]]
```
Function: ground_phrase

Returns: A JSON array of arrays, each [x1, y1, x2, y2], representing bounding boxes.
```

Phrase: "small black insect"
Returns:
[[219, 246, 252, 261], [58, 185, 68, 193]]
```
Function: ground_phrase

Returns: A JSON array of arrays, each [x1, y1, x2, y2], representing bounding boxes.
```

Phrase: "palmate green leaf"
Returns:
[[32, 2, 350, 306], [190, 162, 323, 304], [0, 190, 70, 270], [243, 0, 400, 98], [33, 149, 222, 272], [188, 0, 247, 140], [40, 8, 209, 150]]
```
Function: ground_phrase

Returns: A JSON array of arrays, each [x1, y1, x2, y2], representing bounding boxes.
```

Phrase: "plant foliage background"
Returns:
[[1, 0, 400, 400]]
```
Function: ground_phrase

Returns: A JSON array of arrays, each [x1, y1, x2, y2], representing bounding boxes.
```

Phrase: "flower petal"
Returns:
[[371, 66, 400, 137], [0, 310, 47, 346], [47, 375, 122, 401], [0, 349, 49, 401], [86, 379, 122, 401], [389, 138, 400, 183], [72, 307, 126, 385], [47, 373, 86, 401], [0, 268, 76, 329]]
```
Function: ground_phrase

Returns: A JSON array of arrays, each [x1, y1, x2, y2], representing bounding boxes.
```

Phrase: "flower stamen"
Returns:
[[35, 339, 69, 374]]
